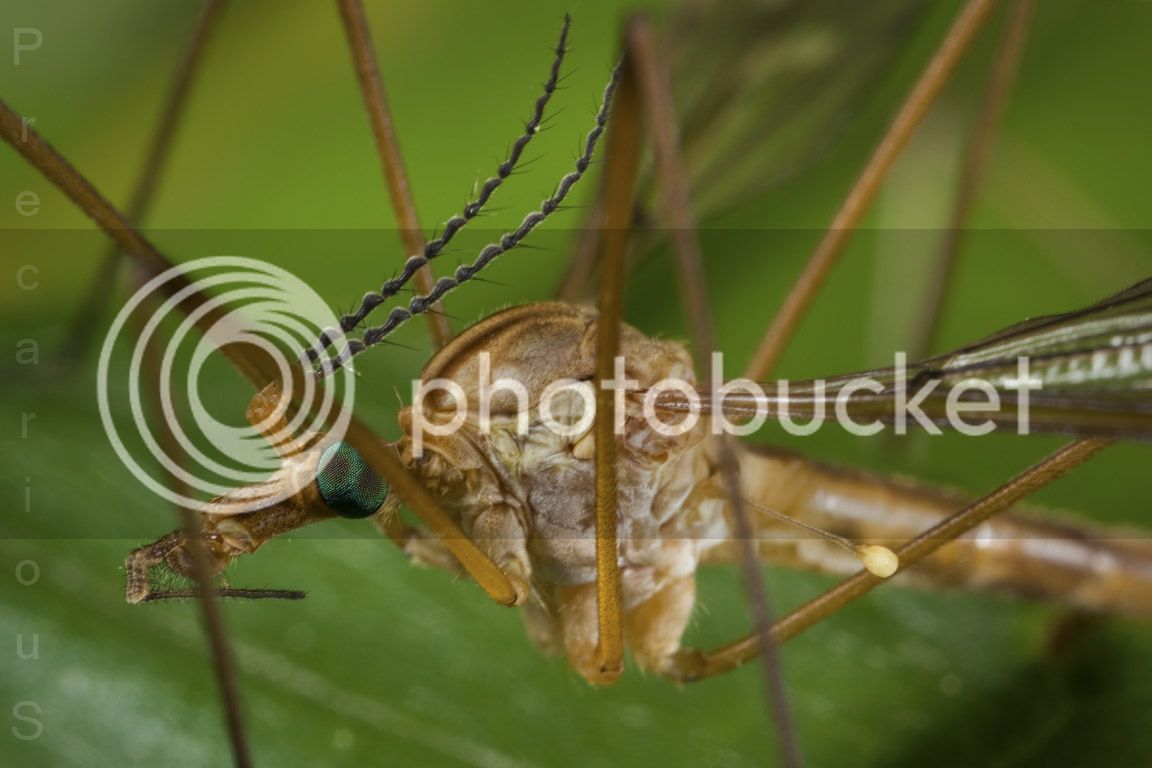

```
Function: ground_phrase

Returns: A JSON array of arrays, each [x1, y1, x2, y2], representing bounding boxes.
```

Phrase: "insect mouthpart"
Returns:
[[315, 441, 391, 519]]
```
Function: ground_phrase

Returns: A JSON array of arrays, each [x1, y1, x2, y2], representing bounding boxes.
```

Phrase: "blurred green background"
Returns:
[[2, 0, 1152, 766]]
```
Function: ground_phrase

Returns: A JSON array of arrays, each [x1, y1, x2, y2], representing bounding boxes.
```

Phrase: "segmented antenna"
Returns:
[[323, 61, 622, 374], [139, 588, 307, 602], [306, 15, 572, 366]]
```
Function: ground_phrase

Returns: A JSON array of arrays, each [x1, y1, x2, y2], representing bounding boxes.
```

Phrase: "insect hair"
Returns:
[[306, 15, 572, 367], [320, 59, 622, 375]]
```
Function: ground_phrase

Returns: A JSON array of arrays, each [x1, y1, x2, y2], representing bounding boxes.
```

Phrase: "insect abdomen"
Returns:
[[709, 444, 1152, 617]]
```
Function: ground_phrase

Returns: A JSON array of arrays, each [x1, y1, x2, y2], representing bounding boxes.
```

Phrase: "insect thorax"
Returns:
[[394, 302, 731, 603]]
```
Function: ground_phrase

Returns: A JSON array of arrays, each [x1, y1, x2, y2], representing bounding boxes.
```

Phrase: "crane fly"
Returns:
[[3, 1, 1152, 766]]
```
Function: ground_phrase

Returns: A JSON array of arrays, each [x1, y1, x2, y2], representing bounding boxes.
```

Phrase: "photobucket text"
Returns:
[[408, 352, 1041, 456]]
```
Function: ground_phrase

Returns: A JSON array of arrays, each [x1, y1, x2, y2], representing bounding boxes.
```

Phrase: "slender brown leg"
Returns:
[[588, 27, 646, 684], [1, 99, 513, 591], [120, 0, 230, 647], [344, 418, 519, 605], [662, 438, 1110, 681], [245, 373, 513, 600], [0, 86, 515, 600], [626, 16, 801, 765], [60, 0, 228, 366], [156, 502, 252, 768], [5, 6, 252, 761], [0, 99, 279, 386], [90, 0, 228, 522], [909, 0, 1036, 360], [744, 0, 1000, 381], [11, 6, 251, 764], [334, 0, 451, 348], [630, 17, 710, 361], [1, 26, 519, 768]]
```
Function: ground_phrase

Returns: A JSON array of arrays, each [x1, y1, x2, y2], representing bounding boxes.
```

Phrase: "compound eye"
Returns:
[[315, 442, 389, 519]]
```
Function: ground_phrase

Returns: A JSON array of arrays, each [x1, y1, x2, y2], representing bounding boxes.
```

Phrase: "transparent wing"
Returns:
[[673, 278, 1152, 439]]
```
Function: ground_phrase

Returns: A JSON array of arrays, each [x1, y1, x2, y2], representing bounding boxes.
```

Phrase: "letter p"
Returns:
[[13, 29, 43, 65], [409, 378, 467, 458]]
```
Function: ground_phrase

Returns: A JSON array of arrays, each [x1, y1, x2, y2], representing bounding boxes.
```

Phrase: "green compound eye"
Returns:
[[315, 441, 389, 519]]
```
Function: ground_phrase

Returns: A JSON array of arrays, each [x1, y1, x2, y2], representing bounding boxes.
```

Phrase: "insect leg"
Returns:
[[0, 8, 259, 762], [0, 99, 280, 386], [316, 15, 572, 362], [623, 15, 800, 763], [909, 0, 1036, 360], [661, 438, 1109, 682], [743, 0, 1000, 381], [334, 0, 451, 348], [586, 23, 648, 685], [119, 0, 226, 582], [2, 32, 523, 761], [343, 419, 521, 605], [59, 0, 228, 367], [0, 98, 450, 565]]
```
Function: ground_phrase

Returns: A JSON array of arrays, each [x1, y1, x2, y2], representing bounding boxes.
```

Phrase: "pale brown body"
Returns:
[[393, 303, 1152, 682]]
